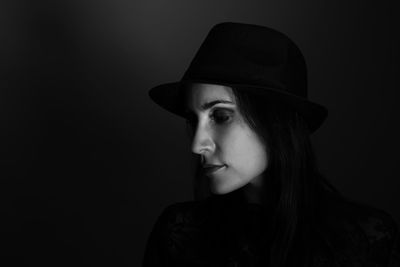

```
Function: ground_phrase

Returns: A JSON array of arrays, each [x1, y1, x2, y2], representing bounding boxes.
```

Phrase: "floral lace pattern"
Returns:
[[143, 197, 399, 267]]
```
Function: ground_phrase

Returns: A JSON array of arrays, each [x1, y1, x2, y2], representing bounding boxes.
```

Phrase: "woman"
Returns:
[[143, 22, 399, 266]]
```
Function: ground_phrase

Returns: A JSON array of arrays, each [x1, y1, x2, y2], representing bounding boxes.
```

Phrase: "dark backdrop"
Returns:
[[0, 1, 398, 266]]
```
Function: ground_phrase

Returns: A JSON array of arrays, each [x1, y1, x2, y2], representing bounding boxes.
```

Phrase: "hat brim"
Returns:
[[149, 81, 327, 133]]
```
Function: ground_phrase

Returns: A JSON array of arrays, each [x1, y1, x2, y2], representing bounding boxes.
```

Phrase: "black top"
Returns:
[[143, 191, 399, 266]]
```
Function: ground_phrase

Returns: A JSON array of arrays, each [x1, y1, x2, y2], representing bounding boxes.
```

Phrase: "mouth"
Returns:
[[202, 164, 226, 175]]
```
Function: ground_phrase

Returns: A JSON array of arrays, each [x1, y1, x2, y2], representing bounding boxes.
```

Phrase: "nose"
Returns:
[[191, 121, 215, 155]]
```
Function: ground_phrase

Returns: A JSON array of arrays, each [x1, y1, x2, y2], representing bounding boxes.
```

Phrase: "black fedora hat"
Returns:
[[149, 22, 327, 133]]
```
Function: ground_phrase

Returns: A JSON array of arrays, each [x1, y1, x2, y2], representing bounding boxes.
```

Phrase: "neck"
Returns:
[[242, 177, 265, 205]]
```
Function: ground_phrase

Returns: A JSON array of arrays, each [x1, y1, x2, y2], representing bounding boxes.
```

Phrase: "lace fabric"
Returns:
[[143, 195, 399, 267]]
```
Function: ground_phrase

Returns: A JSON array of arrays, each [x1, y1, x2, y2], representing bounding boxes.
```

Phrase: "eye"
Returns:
[[211, 109, 233, 124]]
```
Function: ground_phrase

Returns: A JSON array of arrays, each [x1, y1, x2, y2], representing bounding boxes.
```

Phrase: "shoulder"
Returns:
[[155, 198, 213, 228], [143, 200, 207, 266], [325, 195, 398, 244], [347, 201, 400, 266], [319, 193, 400, 266], [155, 194, 231, 226], [145, 197, 224, 265]]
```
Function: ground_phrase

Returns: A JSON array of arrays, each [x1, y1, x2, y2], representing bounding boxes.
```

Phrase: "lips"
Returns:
[[202, 164, 226, 175]]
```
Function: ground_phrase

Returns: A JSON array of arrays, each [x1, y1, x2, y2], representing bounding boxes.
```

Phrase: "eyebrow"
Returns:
[[200, 100, 234, 110], [184, 99, 235, 115]]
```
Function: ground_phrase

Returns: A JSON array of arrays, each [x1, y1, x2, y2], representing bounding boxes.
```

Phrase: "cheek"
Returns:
[[222, 126, 268, 174], [240, 140, 267, 174]]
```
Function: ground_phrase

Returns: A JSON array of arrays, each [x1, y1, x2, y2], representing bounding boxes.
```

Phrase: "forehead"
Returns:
[[185, 83, 236, 109]]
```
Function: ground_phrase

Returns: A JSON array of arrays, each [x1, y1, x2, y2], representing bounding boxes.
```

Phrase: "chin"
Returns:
[[209, 180, 245, 195], [210, 186, 230, 195]]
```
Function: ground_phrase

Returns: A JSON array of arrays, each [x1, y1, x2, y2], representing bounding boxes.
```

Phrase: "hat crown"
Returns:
[[148, 22, 327, 133], [183, 22, 307, 98]]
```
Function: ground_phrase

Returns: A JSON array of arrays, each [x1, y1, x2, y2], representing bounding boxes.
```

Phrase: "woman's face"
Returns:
[[185, 83, 268, 195]]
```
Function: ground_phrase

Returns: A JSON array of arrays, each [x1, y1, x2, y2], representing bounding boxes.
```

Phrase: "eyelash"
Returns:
[[185, 108, 233, 127], [211, 109, 232, 124]]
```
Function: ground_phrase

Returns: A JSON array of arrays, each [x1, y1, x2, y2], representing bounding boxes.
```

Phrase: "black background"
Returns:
[[0, 1, 398, 266]]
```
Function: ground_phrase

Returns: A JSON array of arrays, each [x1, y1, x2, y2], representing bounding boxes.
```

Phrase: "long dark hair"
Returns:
[[190, 87, 342, 266]]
